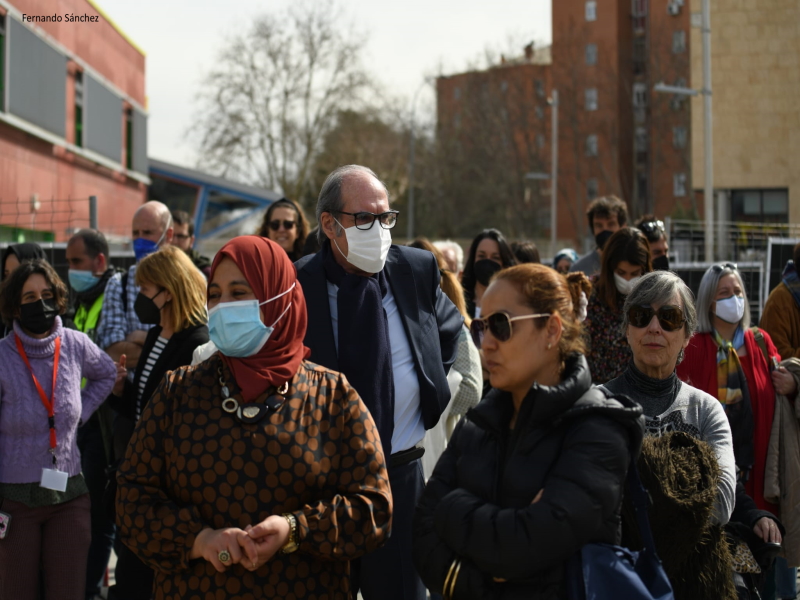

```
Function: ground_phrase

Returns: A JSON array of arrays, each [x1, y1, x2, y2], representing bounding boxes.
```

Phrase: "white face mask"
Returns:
[[715, 295, 745, 324], [333, 217, 392, 273], [614, 273, 641, 295]]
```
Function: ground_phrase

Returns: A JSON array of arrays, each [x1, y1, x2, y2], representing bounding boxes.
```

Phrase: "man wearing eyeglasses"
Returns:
[[295, 164, 462, 600], [170, 210, 211, 278], [635, 214, 671, 271]]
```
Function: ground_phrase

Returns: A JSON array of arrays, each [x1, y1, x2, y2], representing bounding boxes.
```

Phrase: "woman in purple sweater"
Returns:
[[0, 259, 119, 600]]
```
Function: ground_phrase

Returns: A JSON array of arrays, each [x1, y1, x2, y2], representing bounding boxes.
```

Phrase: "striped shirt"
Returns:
[[136, 336, 168, 420]]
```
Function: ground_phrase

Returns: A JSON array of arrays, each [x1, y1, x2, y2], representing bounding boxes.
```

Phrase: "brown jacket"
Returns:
[[764, 357, 800, 567], [760, 283, 800, 360], [116, 355, 392, 600]]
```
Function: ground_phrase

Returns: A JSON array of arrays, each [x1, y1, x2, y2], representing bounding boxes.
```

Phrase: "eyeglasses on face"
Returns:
[[627, 304, 686, 332], [711, 262, 738, 273], [337, 210, 399, 230], [470, 311, 551, 349], [269, 220, 296, 231]]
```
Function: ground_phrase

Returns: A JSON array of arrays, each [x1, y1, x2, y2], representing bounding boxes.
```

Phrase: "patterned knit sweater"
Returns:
[[0, 317, 116, 483]]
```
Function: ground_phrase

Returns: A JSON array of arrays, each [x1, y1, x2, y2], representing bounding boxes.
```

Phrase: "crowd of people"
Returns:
[[0, 166, 798, 600]]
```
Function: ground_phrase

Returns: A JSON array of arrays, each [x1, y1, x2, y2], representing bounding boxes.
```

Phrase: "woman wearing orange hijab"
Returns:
[[115, 236, 392, 600]]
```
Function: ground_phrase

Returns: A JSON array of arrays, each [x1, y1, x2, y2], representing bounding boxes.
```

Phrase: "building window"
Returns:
[[635, 127, 647, 154], [672, 31, 686, 53], [585, 134, 598, 156], [586, 1, 597, 21], [535, 105, 545, 119], [673, 173, 687, 197], [637, 172, 648, 202], [633, 37, 646, 75], [74, 71, 84, 148], [632, 0, 647, 32], [535, 79, 545, 98], [454, 114, 461, 130], [587, 178, 599, 200], [585, 89, 598, 111], [454, 87, 461, 100], [125, 108, 133, 170], [537, 133, 545, 150], [585, 44, 598, 66], [633, 82, 647, 107], [731, 189, 789, 223], [673, 126, 688, 148], [500, 80, 508, 93]]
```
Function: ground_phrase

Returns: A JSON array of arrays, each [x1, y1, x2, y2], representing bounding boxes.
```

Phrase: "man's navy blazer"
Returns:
[[295, 244, 463, 431]]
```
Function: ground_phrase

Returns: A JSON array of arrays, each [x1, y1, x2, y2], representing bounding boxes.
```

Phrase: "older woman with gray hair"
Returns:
[[677, 263, 795, 513], [603, 270, 737, 525]]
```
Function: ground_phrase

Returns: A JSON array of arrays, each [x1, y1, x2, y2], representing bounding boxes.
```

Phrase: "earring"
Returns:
[[547, 343, 552, 350]]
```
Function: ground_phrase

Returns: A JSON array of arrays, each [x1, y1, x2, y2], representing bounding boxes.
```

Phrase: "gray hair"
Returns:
[[315, 165, 390, 245], [623, 271, 697, 364], [695, 264, 751, 333], [433, 240, 464, 272]]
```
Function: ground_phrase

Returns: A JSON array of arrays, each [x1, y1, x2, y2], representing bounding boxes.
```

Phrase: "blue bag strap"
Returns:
[[626, 463, 658, 554]]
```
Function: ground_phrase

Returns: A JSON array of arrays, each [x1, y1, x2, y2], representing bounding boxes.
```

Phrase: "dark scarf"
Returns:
[[782, 260, 800, 310], [321, 241, 395, 456]]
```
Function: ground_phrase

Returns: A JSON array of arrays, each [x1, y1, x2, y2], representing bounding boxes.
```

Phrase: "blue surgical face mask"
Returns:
[[208, 283, 295, 358], [133, 228, 167, 262], [68, 269, 101, 292]]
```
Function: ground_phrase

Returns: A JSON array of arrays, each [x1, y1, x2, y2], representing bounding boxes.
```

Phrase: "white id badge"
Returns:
[[40, 468, 68, 492]]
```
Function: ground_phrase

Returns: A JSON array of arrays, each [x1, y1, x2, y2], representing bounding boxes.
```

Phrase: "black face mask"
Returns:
[[652, 254, 671, 271], [20, 299, 58, 335], [134, 290, 165, 325], [594, 229, 614, 251], [473, 259, 503, 287]]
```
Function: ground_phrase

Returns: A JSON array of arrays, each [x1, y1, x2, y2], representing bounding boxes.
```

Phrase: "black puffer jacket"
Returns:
[[413, 353, 644, 600]]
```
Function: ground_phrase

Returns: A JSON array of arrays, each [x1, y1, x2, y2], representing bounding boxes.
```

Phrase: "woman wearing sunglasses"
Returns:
[[257, 198, 311, 261], [605, 271, 790, 599], [603, 270, 737, 524], [585, 227, 653, 384], [413, 264, 645, 599]]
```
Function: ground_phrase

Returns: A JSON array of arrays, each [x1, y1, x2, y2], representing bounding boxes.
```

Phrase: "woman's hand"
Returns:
[[189, 527, 258, 573], [112, 355, 127, 397], [771, 366, 796, 397], [242, 515, 291, 571], [753, 517, 782, 544]]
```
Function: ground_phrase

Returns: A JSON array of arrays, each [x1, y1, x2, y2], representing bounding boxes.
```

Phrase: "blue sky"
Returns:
[[98, 0, 552, 168]]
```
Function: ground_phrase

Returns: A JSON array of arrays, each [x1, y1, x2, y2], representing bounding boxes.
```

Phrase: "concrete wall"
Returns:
[[690, 0, 800, 222]]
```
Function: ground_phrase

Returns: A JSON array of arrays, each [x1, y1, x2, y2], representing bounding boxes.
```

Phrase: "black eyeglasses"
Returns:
[[712, 262, 738, 272], [269, 220, 296, 231], [336, 210, 399, 230], [470, 312, 551, 349], [627, 304, 686, 332]]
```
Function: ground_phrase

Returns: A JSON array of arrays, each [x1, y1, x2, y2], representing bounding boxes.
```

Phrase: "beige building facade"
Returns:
[[690, 0, 800, 225]]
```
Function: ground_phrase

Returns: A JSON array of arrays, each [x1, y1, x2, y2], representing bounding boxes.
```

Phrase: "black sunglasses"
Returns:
[[269, 220, 296, 231], [627, 304, 686, 332], [470, 311, 550, 349], [711, 262, 737, 272]]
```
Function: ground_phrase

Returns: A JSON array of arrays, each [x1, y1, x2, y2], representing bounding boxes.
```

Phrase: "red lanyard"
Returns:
[[15, 334, 61, 464]]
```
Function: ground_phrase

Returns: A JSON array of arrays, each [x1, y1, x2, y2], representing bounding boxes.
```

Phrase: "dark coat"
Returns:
[[412, 354, 644, 600], [109, 322, 209, 457], [295, 243, 463, 430]]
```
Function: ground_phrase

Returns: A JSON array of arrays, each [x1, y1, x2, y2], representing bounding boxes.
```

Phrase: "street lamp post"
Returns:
[[549, 90, 559, 258], [407, 79, 429, 241], [653, 0, 713, 263]]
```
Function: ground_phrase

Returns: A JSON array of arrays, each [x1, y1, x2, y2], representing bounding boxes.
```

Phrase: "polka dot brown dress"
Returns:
[[116, 354, 392, 600]]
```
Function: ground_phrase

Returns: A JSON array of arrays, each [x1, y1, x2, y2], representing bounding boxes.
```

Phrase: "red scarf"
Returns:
[[210, 236, 309, 402]]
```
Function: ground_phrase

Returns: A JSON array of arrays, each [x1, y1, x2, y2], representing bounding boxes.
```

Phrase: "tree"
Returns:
[[191, 1, 370, 206]]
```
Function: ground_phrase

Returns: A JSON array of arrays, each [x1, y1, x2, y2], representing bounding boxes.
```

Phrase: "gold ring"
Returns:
[[218, 550, 231, 563]]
